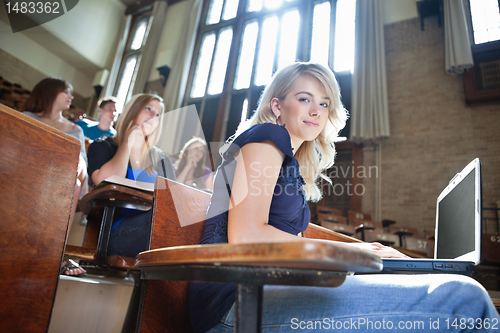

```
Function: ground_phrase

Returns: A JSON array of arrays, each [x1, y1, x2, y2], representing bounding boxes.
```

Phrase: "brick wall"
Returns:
[[361, 18, 500, 236]]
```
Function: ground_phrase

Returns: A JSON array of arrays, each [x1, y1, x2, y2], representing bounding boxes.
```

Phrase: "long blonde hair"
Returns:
[[114, 93, 165, 174], [230, 62, 348, 202], [176, 137, 209, 189]]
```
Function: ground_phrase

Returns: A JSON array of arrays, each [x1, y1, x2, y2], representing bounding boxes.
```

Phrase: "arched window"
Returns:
[[184, 0, 356, 143]]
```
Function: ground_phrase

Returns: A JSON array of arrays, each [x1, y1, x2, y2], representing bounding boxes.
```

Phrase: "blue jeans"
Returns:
[[108, 209, 151, 258], [208, 274, 499, 332]]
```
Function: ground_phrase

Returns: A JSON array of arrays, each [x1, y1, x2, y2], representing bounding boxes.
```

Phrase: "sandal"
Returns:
[[60, 259, 87, 276]]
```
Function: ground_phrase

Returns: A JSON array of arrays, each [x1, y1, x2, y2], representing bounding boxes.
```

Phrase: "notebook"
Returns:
[[381, 158, 482, 275]]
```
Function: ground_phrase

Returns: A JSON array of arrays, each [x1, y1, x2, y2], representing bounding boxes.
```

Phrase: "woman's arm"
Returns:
[[227, 141, 408, 259], [227, 141, 303, 244], [90, 142, 130, 185], [91, 123, 150, 185]]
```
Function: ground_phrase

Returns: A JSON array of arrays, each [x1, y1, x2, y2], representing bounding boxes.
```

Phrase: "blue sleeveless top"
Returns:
[[189, 123, 311, 333]]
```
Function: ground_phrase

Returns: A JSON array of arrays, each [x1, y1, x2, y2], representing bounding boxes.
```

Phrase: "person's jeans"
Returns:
[[208, 273, 500, 332], [108, 209, 151, 258]]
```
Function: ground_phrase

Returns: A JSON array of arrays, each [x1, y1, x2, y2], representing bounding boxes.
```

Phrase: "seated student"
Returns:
[[175, 137, 213, 192], [87, 93, 176, 258], [75, 97, 117, 141], [22, 77, 87, 276], [189, 62, 500, 332]]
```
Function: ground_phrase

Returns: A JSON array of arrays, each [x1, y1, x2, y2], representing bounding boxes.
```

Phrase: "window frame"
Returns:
[[113, 7, 153, 112], [184, 0, 352, 144]]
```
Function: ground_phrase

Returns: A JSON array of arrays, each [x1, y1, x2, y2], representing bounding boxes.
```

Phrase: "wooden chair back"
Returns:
[[316, 205, 342, 216], [138, 178, 210, 332], [317, 212, 347, 225], [348, 210, 372, 225], [0, 104, 80, 332]]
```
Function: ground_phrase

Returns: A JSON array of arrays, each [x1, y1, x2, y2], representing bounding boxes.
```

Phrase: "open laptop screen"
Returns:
[[435, 158, 481, 264]]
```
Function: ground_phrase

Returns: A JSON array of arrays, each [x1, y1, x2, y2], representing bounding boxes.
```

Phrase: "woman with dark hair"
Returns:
[[87, 93, 176, 258], [22, 77, 87, 276], [175, 137, 213, 191]]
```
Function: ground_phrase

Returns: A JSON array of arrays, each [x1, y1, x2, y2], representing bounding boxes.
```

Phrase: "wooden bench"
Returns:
[[363, 228, 401, 247], [482, 233, 500, 264], [348, 210, 371, 224], [316, 205, 342, 216], [398, 236, 432, 258], [319, 220, 356, 236], [0, 104, 80, 332], [317, 212, 348, 224]]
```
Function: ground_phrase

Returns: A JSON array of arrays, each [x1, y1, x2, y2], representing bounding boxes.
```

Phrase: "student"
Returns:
[[87, 93, 176, 257], [75, 97, 117, 141], [189, 62, 500, 332], [22, 77, 87, 276], [175, 137, 213, 191]]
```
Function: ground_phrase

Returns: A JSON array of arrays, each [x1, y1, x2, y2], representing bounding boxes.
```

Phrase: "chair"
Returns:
[[348, 210, 371, 224], [0, 104, 81, 332], [135, 177, 381, 333], [316, 205, 342, 216], [389, 225, 419, 247], [402, 236, 433, 258], [64, 182, 154, 333]]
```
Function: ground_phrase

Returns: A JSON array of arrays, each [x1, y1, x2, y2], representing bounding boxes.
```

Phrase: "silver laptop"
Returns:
[[381, 158, 481, 275]]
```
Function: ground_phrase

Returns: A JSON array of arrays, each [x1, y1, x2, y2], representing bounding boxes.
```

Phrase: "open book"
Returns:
[[100, 175, 154, 192]]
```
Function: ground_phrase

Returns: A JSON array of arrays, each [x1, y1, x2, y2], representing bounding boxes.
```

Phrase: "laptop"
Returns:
[[381, 158, 482, 275]]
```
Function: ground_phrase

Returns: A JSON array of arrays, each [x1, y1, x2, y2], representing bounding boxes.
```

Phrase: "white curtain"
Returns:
[[350, 0, 390, 144], [132, 0, 169, 95], [444, 0, 474, 75], [160, 0, 203, 154]]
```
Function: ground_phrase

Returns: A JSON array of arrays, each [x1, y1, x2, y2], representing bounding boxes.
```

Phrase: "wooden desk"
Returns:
[[0, 104, 80, 332]]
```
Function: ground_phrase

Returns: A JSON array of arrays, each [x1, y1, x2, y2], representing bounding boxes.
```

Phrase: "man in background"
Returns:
[[75, 96, 117, 141]]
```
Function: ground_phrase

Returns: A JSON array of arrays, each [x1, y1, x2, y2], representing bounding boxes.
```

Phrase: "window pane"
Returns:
[[207, 0, 224, 25], [234, 21, 259, 90], [278, 10, 300, 70], [264, 0, 283, 9], [310, 1, 331, 66], [222, 0, 239, 20], [208, 27, 234, 95], [241, 98, 249, 123], [254, 16, 279, 86], [130, 17, 149, 50], [116, 56, 138, 110], [191, 33, 217, 98], [247, 0, 263, 12], [334, 0, 356, 72], [470, 0, 500, 44]]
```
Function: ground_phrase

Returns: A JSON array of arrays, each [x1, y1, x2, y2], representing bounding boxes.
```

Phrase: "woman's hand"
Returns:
[[348, 242, 410, 259], [125, 122, 145, 149], [186, 157, 197, 170]]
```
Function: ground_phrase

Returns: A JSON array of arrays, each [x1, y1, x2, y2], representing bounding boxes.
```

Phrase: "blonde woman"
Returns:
[[189, 62, 499, 332], [175, 137, 213, 191], [88, 93, 176, 257]]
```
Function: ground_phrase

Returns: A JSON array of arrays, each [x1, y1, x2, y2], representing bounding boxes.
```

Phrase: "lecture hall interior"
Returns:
[[1, 0, 500, 332]]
